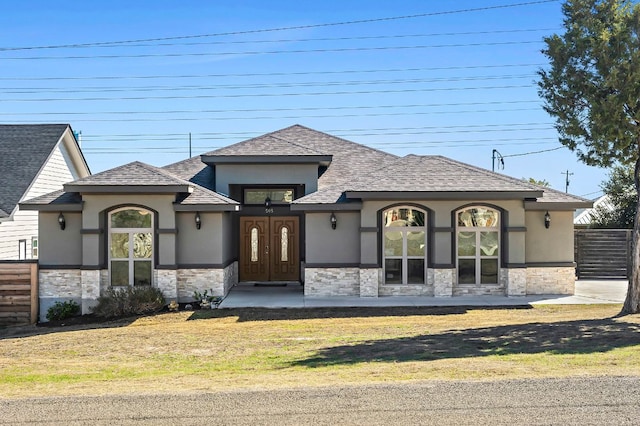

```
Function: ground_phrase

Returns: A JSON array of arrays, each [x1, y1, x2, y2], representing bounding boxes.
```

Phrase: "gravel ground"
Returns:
[[1, 376, 639, 425]]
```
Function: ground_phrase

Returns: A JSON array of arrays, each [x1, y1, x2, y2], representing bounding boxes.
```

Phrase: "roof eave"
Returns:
[[289, 202, 363, 211], [64, 184, 193, 194], [524, 200, 594, 210], [344, 190, 544, 200], [173, 204, 241, 212], [201, 154, 333, 166], [19, 202, 83, 212]]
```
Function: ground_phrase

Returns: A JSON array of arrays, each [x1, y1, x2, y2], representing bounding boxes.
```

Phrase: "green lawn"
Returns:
[[1, 304, 639, 398]]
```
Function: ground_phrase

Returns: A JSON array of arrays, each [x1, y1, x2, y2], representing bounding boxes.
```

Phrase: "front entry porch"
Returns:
[[217, 280, 627, 308]]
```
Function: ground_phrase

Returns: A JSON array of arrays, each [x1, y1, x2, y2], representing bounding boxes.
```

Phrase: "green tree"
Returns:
[[537, 0, 640, 314], [523, 177, 551, 187], [591, 165, 636, 228]]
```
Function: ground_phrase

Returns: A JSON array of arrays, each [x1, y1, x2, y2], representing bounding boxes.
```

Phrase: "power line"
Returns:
[[502, 146, 564, 157], [0, 1, 558, 51], [0, 107, 544, 123], [0, 63, 545, 81], [57, 28, 558, 50], [0, 100, 541, 116], [0, 74, 536, 93], [0, 40, 543, 61], [0, 84, 535, 102]]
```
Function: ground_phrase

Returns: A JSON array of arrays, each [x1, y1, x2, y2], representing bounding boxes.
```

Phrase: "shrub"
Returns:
[[46, 300, 81, 321], [91, 286, 165, 319]]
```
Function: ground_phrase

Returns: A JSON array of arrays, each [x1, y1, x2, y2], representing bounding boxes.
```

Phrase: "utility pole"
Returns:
[[492, 149, 505, 172], [562, 169, 573, 193], [189, 132, 192, 158]]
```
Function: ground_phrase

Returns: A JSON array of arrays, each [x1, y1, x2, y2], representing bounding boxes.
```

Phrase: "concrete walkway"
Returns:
[[218, 279, 629, 309]]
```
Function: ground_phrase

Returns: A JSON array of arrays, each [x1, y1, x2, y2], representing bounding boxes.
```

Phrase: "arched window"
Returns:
[[383, 206, 427, 284], [456, 206, 500, 285], [109, 207, 153, 287]]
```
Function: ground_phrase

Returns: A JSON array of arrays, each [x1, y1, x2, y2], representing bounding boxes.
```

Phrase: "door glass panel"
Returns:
[[111, 209, 152, 228], [110, 233, 129, 258], [111, 260, 129, 286], [133, 233, 152, 258], [407, 259, 425, 284], [134, 261, 152, 286], [384, 231, 403, 256], [481, 259, 499, 284], [407, 231, 425, 256], [480, 232, 499, 256], [281, 227, 288, 262], [384, 259, 402, 284], [458, 259, 476, 284], [457, 232, 476, 256], [250, 227, 259, 262]]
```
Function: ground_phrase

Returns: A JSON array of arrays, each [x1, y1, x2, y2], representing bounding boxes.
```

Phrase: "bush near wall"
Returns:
[[92, 286, 165, 319]]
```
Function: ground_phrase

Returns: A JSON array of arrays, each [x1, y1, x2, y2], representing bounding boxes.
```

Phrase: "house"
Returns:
[[574, 195, 613, 228], [21, 125, 592, 319], [0, 124, 90, 260]]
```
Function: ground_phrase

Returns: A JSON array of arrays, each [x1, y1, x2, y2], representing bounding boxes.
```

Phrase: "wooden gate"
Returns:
[[0, 261, 38, 326], [574, 229, 632, 279]]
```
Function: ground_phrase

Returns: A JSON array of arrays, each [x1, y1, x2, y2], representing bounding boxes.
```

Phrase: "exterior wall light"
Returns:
[[265, 197, 272, 208], [544, 211, 551, 229], [330, 212, 337, 230], [58, 212, 66, 230], [195, 212, 202, 230]]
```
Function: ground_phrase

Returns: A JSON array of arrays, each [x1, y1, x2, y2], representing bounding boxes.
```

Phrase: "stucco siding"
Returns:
[[176, 212, 224, 265], [38, 212, 82, 265], [215, 164, 318, 196], [305, 212, 360, 264], [525, 211, 575, 263]]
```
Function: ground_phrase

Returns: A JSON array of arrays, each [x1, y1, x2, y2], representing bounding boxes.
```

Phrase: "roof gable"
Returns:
[[0, 124, 74, 216], [64, 161, 194, 193]]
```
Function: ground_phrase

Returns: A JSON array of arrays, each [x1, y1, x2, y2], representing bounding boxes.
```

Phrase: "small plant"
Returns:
[[193, 289, 221, 309], [92, 286, 165, 318], [46, 300, 80, 321]]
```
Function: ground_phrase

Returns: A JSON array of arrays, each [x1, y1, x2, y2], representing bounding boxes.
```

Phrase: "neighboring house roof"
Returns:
[[574, 195, 613, 225], [0, 124, 88, 218]]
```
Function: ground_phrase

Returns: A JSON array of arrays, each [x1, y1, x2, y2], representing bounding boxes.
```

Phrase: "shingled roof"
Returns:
[[0, 124, 74, 218]]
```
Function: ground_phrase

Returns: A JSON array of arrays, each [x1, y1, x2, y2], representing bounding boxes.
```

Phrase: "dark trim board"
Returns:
[[526, 262, 576, 267], [304, 263, 361, 268]]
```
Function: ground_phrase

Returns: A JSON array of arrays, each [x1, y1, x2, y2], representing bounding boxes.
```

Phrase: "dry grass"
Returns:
[[1, 304, 640, 398]]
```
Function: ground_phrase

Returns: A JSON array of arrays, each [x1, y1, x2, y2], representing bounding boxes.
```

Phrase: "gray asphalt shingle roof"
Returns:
[[0, 124, 71, 217]]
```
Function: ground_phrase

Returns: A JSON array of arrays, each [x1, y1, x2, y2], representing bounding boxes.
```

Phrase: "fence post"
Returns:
[[30, 262, 38, 324]]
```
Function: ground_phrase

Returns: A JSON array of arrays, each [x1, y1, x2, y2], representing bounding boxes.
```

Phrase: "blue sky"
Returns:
[[0, 0, 610, 198]]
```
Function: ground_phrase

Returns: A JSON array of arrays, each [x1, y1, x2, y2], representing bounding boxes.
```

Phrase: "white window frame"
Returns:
[[456, 206, 500, 285], [108, 207, 154, 287], [31, 236, 38, 259], [382, 206, 428, 285]]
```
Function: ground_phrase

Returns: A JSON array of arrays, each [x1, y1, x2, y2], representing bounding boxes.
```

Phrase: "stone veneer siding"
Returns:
[[304, 268, 360, 296], [81, 270, 100, 314], [505, 268, 527, 296], [379, 269, 435, 296], [433, 269, 454, 297], [39, 269, 83, 322], [526, 266, 575, 294], [176, 262, 238, 302]]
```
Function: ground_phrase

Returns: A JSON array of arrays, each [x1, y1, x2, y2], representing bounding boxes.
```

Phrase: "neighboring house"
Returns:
[[21, 125, 592, 319], [0, 124, 90, 260], [574, 195, 614, 228]]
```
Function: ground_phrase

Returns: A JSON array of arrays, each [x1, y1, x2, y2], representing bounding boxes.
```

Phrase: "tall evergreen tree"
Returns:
[[591, 165, 636, 228], [538, 0, 640, 313]]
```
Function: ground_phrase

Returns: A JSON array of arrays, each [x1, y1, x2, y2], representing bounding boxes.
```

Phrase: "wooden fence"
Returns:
[[574, 229, 632, 279], [0, 261, 38, 326]]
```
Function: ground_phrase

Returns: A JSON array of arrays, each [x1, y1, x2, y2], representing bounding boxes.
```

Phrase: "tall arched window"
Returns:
[[109, 207, 153, 287], [383, 206, 427, 284], [456, 206, 500, 285]]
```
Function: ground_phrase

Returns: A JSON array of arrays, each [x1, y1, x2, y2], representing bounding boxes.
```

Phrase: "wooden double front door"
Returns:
[[239, 216, 300, 282]]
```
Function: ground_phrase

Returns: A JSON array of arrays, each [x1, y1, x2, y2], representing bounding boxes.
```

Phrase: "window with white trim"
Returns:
[[382, 206, 427, 284], [108, 207, 153, 287], [31, 237, 38, 259], [456, 206, 500, 285]]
